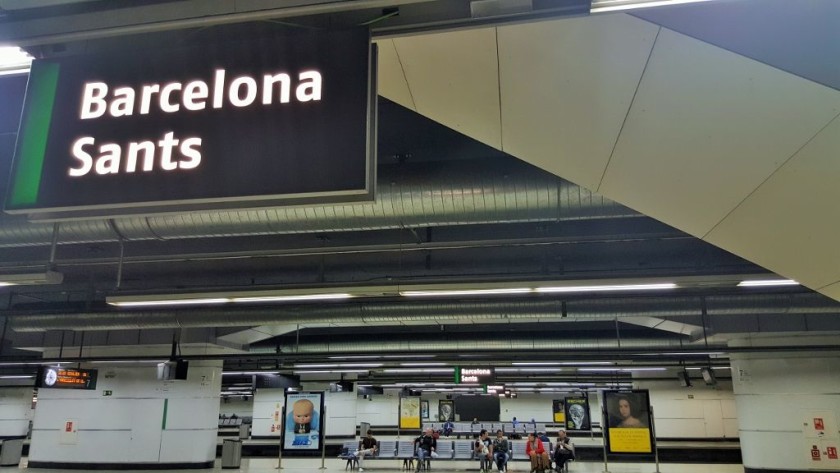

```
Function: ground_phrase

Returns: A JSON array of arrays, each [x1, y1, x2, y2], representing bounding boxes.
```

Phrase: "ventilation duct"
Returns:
[[0, 160, 638, 248], [10, 292, 839, 332]]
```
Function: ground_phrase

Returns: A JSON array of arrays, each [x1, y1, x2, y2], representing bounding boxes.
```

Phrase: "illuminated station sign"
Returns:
[[455, 367, 495, 384], [6, 28, 375, 219], [36, 367, 98, 390]]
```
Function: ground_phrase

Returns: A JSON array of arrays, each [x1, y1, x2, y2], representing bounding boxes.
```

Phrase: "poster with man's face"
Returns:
[[438, 400, 454, 421], [282, 392, 324, 452]]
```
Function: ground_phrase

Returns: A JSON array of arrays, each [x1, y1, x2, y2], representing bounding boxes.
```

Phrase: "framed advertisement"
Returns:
[[421, 400, 430, 420], [603, 390, 654, 454], [438, 399, 454, 422], [282, 392, 324, 452], [400, 396, 421, 429], [552, 399, 566, 424], [564, 395, 591, 431]]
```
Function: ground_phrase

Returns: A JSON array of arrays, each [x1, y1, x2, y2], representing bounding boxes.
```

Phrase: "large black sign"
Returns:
[[6, 28, 375, 219]]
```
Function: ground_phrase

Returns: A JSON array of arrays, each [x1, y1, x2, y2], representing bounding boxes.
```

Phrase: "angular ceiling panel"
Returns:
[[375, 38, 416, 111], [497, 14, 658, 190], [704, 114, 840, 291], [599, 27, 840, 238], [392, 27, 502, 149]]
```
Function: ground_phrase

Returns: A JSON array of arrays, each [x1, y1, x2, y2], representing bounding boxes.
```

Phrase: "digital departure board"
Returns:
[[36, 366, 98, 389]]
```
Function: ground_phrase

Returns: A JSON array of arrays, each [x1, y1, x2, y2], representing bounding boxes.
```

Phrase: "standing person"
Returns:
[[415, 427, 437, 472], [511, 417, 520, 439], [492, 429, 510, 473], [553, 430, 575, 473], [474, 429, 492, 472], [525, 432, 549, 473], [355, 430, 377, 472]]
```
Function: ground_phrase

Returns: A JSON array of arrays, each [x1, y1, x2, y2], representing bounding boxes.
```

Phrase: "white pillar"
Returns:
[[731, 336, 840, 473], [28, 360, 222, 469]]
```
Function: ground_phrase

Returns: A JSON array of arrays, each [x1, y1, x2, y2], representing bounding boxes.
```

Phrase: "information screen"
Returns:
[[36, 366, 98, 390], [7, 28, 375, 219]]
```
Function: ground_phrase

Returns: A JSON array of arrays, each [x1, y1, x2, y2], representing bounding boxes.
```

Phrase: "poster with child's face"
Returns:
[[282, 392, 324, 452]]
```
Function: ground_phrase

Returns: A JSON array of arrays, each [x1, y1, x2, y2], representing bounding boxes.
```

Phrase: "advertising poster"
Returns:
[[552, 399, 566, 424], [400, 396, 421, 429], [282, 392, 323, 452], [603, 390, 654, 454], [565, 396, 591, 431], [438, 399, 455, 422]]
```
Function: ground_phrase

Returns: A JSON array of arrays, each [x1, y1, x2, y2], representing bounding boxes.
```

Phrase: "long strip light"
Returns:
[[737, 279, 799, 287], [591, 0, 717, 14], [293, 363, 383, 368], [578, 367, 667, 372], [535, 283, 677, 293], [0, 47, 32, 75], [108, 280, 684, 308]]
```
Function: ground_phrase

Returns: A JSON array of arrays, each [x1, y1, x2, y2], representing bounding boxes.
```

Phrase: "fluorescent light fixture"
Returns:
[[329, 355, 380, 360], [591, 0, 716, 14], [535, 283, 676, 293], [737, 279, 799, 287], [400, 288, 531, 297], [0, 270, 63, 287], [231, 293, 353, 303], [400, 362, 447, 367], [0, 375, 34, 379], [293, 369, 370, 374], [0, 46, 32, 75], [293, 363, 382, 368], [495, 367, 564, 373], [222, 371, 279, 376], [109, 298, 230, 308], [382, 368, 454, 374], [578, 367, 666, 372]]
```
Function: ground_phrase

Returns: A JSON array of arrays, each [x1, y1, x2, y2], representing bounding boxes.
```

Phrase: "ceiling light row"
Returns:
[[106, 277, 800, 308]]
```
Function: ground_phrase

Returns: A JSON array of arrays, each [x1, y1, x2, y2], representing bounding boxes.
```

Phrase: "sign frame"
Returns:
[[281, 391, 325, 453], [6, 29, 378, 221], [35, 366, 98, 390], [602, 389, 655, 455]]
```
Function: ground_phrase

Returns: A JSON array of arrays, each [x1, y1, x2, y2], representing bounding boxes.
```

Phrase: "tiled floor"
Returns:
[[13, 457, 745, 472]]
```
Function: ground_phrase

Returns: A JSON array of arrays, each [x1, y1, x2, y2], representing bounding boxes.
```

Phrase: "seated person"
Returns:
[[355, 430, 377, 471], [525, 432, 549, 473], [415, 428, 437, 472], [443, 420, 454, 437], [553, 430, 575, 472], [492, 429, 510, 473], [474, 429, 492, 472], [537, 431, 550, 443]]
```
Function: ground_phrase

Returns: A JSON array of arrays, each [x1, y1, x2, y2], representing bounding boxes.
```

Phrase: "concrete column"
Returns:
[[731, 336, 840, 473], [28, 360, 222, 469], [0, 388, 32, 438]]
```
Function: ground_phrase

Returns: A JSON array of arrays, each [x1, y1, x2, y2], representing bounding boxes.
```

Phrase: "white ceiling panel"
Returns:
[[497, 14, 658, 190], [374, 38, 415, 111], [599, 28, 840, 238], [393, 27, 502, 149], [704, 113, 840, 290]]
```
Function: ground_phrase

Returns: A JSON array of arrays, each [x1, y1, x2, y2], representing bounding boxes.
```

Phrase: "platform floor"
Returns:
[[12, 457, 745, 472]]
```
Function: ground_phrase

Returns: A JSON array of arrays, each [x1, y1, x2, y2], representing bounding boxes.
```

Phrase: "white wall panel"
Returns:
[[0, 388, 32, 437], [29, 362, 221, 466], [252, 389, 284, 436], [498, 14, 658, 190], [600, 28, 840, 238], [325, 391, 356, 436]]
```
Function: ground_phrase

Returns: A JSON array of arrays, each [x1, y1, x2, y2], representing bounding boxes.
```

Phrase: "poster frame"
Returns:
[[602, 389, 655, 455], [281, 391, 325, 453]]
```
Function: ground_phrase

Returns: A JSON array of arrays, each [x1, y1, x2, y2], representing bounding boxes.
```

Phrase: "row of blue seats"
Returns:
[[424, 422, 548, 435], [339, 439, 555, 462]]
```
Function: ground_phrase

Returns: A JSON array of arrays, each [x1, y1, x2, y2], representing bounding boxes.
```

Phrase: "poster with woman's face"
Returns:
[[438, 400, 454, 422], [282, 392, 324, 452], [603, 390, 653, 454]]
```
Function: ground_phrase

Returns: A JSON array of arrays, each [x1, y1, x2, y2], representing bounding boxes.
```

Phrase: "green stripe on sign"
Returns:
[[8, 61, 60, 208], [162, 398, 168, 430]]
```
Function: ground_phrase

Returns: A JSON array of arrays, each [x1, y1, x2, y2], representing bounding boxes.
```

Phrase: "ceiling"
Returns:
[[0, 0, 839, 395]]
